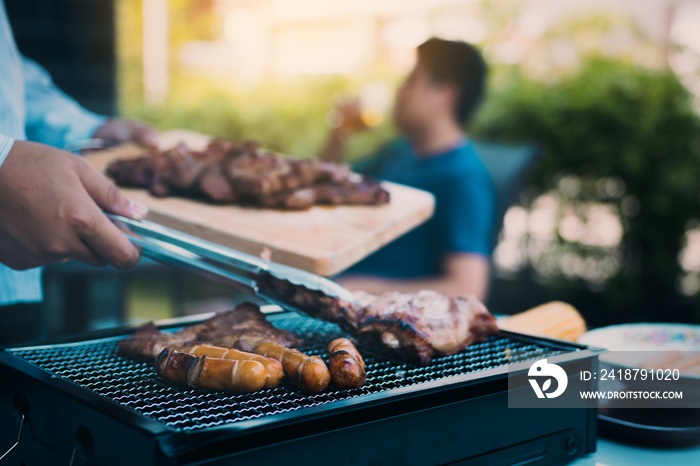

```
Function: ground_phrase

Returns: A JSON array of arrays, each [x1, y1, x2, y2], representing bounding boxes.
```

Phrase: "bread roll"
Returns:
[[498, 301, 586, 342]]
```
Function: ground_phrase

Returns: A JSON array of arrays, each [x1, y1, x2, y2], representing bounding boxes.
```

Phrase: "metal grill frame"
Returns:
[[0, 310, 603, 465]]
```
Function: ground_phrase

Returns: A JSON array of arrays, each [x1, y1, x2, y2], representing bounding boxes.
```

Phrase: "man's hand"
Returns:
[[0, 140, 148, 270], [92, 119, 159, 148], [320, 98, 369, 164], [330, 98, 369, 137]]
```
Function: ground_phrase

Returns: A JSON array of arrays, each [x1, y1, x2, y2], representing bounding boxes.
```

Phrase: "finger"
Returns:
[[132, 124, 159, 148], [0, 248, 35, 271], [9, 232, 108, 269], [76, 160, 149, 220], [59, 241, 108, 268], [77, 205, 141, 269]]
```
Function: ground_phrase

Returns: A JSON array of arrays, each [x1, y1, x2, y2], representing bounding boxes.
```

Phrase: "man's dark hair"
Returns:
[[417, 38, 487, 125]]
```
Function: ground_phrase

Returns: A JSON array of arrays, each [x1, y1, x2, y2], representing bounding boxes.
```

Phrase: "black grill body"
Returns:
[[0, 311, 600, 465]]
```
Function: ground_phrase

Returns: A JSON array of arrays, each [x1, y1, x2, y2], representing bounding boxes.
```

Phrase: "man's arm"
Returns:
[[340, 161, 497, 301], [319, 129, 349, 163], [319, 99, 368, 163], [22, 57, 158, 148], [22, 57, 106, 148], [338, 252, 491, 301]]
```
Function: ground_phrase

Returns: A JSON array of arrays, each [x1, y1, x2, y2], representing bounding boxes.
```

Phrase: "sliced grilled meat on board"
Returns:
[[118, 302, 300, 361], [259, 274, 499, 365], [106, 139, 389, 209]]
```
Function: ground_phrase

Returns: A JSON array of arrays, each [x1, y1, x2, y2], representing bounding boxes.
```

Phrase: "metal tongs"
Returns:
[[106, 213, 358, 313]]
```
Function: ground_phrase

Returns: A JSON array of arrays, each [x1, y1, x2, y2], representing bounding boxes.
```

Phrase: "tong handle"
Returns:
[[106, 213, 262, 295], [106, 212, 359, 309], [106, 213, 269, 274], [129, 234, 260, 294]]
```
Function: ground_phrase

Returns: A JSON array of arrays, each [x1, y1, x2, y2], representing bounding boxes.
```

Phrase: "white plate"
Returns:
[[578, 323, 700, 370], [578, 323, 700, 407], [578, 323, 700, 352]]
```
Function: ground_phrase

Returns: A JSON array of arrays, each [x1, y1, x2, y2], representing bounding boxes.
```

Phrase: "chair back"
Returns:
[[473, 141, 540, 248]]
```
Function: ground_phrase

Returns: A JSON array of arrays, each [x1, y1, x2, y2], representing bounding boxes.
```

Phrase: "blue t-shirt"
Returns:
[[346, 138, 496, 279]]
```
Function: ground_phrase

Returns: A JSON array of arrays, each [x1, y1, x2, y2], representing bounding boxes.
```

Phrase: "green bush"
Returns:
[[122, 74, 397, 161], [473, 57, 700, 324]]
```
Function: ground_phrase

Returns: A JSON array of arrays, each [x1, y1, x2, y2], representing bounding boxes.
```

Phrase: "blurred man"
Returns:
[[0, 0, 155, 342], [320, 38, 495, 300]]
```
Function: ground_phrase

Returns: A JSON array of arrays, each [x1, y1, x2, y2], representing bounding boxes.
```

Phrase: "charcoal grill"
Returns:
[[0, 309, 601, 465]]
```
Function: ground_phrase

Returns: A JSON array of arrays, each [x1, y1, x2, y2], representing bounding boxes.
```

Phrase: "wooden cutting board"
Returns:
[[85, 131, 435, 276]]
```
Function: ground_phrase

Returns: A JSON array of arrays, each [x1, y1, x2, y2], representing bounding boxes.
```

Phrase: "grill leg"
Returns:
[[0, 412, 24, 461]]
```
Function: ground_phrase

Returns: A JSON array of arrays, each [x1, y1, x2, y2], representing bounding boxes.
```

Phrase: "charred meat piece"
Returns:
[[106, 143, 217, 197], [256, 174, 391, 209], [353, 290, 499, 365], [259, 272, 361, 334], [117, 302, 301, 361], [155, 143, 208, 190], [261, 187, 317, 210], [225, 151, 295, 196], [259, 274, 498, 365], [195, 303, 301, 352], [202, 138, 240, 159], [106, 153, 155, 188], [198, 167, 238, 203], [312, 176, 391, 206], [105, 139, 390, 209], [117, 321, 201, 362]]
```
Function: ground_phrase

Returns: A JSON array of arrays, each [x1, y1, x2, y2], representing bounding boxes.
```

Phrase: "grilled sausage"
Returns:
[[155, 348, 267, 392], [328, 338, 366, 389], [155, 348, 199, 385], [254, 341, 330, 393], [185, 344, 284, 388]]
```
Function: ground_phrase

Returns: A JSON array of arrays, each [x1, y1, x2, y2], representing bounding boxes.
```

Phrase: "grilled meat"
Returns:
[[259, 272, 362, 334], [185, 344, 285, 389], [195, 304, 300, 352], [121, 277, 496, 367], [155, 348, 268, 392], [106, 140, 389, 209], [117, 321, 201, 362], [255, 341, 331, 393], [328, 338, 366, 389], [120, 304, 333, 393], [118, 303, 301, 361], [352, 290, 499, 365], [257, 178, 390, 209], [260, 273, 498, 365]]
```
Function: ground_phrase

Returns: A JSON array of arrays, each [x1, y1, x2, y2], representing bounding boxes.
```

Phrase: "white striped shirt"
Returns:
[[0, 1, 105, 305]]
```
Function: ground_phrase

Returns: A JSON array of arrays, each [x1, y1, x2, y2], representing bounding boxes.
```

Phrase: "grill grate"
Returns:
[[8, 314, 571, 432]]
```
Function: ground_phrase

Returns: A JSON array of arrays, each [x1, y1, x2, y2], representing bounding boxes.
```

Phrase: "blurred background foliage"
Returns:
[[115, 0, 700, 326], [473, 58, 700, 326]]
